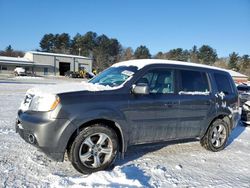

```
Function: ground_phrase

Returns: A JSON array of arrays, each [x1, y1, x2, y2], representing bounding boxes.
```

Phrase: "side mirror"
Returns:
[[132, 84, 149, 95]]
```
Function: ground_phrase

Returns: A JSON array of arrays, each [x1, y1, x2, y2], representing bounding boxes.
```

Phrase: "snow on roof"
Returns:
[[226, 69, 248, 78], [27, 51, 91, 60], [0, 56, 32, 63], [112, 59, 226, 72], [0, 56, 53, 66]]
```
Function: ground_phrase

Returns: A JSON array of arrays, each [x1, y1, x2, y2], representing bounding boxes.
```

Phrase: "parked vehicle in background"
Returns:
[[237, 84, 250, 106], [16, 59, 240, 174], [64, 70, 95, 79], [14, 67, 26, 76], [85, 71, 95, 79], [241, 101, 250, 125], [64, 71, 80, 78]]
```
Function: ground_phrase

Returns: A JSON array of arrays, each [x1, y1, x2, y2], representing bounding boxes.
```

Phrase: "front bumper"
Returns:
[[16, 109, 73, 162]]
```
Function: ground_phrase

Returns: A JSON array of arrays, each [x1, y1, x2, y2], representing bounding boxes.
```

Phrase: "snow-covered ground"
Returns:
[[0, 78, 249, 187]]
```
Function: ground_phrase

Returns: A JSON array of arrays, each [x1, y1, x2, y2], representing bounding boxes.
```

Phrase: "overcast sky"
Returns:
[[0, 0, 249, 57]]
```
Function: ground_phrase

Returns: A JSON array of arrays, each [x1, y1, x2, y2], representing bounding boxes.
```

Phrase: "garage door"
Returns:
[[59, 62, 70, 76]]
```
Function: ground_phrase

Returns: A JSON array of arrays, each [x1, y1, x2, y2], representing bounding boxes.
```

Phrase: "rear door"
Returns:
[[213, 72, 239, 128], [177, 69, 214, 138]]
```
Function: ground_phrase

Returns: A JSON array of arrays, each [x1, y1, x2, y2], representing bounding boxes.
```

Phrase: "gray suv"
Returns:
[[16, 59, 240, 174]]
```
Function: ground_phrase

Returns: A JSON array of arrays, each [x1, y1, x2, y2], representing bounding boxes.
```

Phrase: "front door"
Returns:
[[126, 68, 180, 144]]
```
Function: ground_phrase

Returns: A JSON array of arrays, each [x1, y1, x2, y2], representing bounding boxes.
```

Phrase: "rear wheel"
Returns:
[[69, 124, 118, 174], [201, 119, 229, 152]]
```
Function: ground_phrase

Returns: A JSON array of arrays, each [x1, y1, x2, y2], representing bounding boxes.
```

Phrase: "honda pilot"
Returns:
[[16, 59, 240, 174]]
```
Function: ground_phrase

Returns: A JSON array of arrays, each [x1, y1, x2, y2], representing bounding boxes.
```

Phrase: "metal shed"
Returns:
[[0, 51, 92, 76]]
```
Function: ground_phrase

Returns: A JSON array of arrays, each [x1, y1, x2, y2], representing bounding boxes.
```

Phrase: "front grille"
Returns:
[[20, 93, 34, 111], [24, 94, 33, 105]]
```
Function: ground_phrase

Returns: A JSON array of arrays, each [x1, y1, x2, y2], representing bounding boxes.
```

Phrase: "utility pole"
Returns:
[[78, 48, 81, 56]]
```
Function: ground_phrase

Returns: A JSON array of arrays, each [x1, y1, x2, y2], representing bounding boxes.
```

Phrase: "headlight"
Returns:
[[29, 94, 60, 112]]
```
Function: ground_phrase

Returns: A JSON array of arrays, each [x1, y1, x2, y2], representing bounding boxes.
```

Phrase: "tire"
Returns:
[[200, 119, 229, 152], [69, 124, 118, 174]]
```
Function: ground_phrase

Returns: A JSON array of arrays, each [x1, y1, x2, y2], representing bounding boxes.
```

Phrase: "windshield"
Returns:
[[89, 66, 138, 87]]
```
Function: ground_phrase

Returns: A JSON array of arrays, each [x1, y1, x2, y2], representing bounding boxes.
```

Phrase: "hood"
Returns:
[[26, 82, 115, 96]]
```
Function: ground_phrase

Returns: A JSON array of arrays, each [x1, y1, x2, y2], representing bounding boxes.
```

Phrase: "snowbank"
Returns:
[[13, 76, 45, 80]]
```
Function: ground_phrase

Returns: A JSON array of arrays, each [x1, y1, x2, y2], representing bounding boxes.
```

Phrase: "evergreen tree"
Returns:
[[40, 34, 55, 52], [119, 47, 134, 61], [198, 45, 217, 65], [71, 32, 97, 56], [93, 34, 121, 70], [189, 45, 199, 63], [58, 33, 71, 53], [166, 48, 189, 61], [5, 45, 13, 53], [134, 45, 151, 59], [71, 33, 82, 55], [154, 51, 165, 59], [228, 52, 239, 70], [240, 54, 250, 70], [0, 45, 24, 57]]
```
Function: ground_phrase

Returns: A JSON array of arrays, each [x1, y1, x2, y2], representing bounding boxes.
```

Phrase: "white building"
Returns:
[[226, 69, 248, 83], [0, 51, 92, 76]]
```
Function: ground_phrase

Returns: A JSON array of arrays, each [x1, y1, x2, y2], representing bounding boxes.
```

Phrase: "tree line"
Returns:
[[1, 31, 249, 76], [0, 45, 24, 57]]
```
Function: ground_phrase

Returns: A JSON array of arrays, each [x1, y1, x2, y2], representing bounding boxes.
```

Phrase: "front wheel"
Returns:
[[200, 119, 229, 152], [69, 124, 118, 174]]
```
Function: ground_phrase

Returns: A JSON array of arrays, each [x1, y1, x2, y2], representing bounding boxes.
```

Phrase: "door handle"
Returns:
[[164, 101, 178, 107]]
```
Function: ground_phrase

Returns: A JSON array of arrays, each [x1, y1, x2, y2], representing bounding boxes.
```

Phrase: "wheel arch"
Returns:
[[201, 114, 232, 139], [66, 118, 125, 158]]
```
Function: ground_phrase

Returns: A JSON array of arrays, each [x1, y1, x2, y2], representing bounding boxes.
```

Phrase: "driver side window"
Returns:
[[136, 69, 175, 94]]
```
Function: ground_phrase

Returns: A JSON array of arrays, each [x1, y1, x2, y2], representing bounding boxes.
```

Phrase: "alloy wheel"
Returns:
[[78, 133, 113, 168], [210, 124, 227, 148]]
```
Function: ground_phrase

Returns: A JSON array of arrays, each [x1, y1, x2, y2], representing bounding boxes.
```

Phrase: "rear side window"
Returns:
[[214, 73, 233, 94], [179, 70, 209, 92]]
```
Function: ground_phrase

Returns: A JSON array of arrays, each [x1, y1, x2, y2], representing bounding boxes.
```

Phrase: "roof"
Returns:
[[0, 56, 32, 63], [27, 51, 91, 60], [226, 69, 248, 78], [0, 55, 52, 66], [112, 59, 226, 72]]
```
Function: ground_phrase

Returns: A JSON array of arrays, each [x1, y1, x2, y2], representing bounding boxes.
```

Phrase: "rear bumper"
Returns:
[[241, 109, 250, 122], [16, 110, 73, 162], [232, 110, 241, 129]]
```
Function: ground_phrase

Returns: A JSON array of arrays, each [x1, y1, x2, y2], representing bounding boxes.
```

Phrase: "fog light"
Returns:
[[28, 134, 35, 144]]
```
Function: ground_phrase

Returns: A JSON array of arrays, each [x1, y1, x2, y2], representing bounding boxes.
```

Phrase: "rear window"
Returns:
[[180, 70, 209, 92], [214, 73, 233, 94]]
